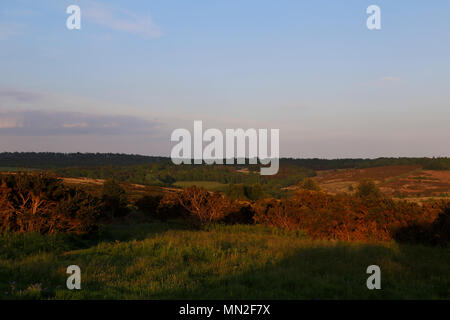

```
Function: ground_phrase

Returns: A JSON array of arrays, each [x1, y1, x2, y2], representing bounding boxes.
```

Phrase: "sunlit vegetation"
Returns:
[[174, 181, 226, 191], [0, 154, 449, 300], [1, 223, 449, 299], [53, 163, 316, 198], [0, 173, 103, 235]]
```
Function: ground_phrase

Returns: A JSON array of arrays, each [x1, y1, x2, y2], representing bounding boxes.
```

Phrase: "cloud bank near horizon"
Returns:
[[0, 110, 162, 136]]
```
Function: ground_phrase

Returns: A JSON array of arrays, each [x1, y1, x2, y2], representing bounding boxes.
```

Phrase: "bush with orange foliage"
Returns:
[[174, 186, 235, 227], [0, 173, 103, 235], [156, 192, 187, 221], [253, 189, 444, 241], [252, 198, 303, 231], [393, 203, 450, 246], [152, 183, 447, 242]]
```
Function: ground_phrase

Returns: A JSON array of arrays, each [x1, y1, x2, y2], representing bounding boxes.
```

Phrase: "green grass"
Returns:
[[174, 181, 227, 191], [0, 222, 449, 299], [379, 168, 422, 186]]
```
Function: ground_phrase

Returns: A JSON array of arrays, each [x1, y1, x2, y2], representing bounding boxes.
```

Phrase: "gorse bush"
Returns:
[[139, 185, 447, 242], [101, 179, 129, 219], [0, 173, 103, 235], [394, 204, 450, 246], [253, 198, 303, 231], [139, 188, 254, 225], [221, 203, 255, 225], [175, 186, 234, 227], [252, 189, 444, 241], [135, 194, 163, 217], [356, 179, 382, 199], [432, 204, 450, 245], [298, 178, 321, 191], [224, 183, 265, 201], [135, 193, 188, 221], [155, 192, 187, 221]]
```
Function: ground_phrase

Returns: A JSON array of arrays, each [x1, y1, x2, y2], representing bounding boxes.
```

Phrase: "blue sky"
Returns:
[[1, 0, 449, 157]]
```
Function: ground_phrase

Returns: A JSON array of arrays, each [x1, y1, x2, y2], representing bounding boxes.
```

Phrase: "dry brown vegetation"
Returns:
[[0, 174, 103, 234], [57, 169, 450, 244], [175, 186, 234, 227], [143, 185, 449, 244], [311, 165, 450, 201], [253, 189, 447, 242], [62, 177, 176, 203], [2, 170, 449, 245]]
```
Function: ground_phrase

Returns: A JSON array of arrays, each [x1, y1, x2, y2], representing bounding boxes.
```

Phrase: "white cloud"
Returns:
[[0, 110, 162, 136]]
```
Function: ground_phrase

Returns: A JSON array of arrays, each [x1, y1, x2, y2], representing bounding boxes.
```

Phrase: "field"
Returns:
[[173, 181, 227, 192], [1, 222, 449, 300], [61, 177, 172, 202], [312, 165, 450, 202]]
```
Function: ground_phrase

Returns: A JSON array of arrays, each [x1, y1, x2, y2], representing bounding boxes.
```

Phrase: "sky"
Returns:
[[0, 0, 449, 158]]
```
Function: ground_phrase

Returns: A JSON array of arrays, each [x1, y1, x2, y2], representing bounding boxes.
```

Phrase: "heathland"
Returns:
[[0, 153, 449, 299]]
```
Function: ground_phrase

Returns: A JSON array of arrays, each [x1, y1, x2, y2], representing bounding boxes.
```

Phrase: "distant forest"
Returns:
[[0, 152, 167, 168], [0, 152, 448, 170]]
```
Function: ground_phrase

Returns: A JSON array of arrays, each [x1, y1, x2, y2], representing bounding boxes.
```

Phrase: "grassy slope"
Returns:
[[1, 222, 449, 300], [174, 181, 227, 192]]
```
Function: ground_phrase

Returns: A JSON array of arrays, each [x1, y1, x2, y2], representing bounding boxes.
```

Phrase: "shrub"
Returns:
[[135, 194, 163, 218], [0, 173, 103, 235], [393, 223, 433, 244], [252, 189, 444, 241], [222, 203, 255, 225], [175, 186, 233, 227], [154, 192, 187, 221], [55, 188, 103, 234], [224, 184, 265, 201], [431, 204, 450, 245], [253, 198, 303, 231], [101, 179, 129, 219], [393, 204, 450, 246], [298, 178, 321, 191], [356, 179, 382, 199]]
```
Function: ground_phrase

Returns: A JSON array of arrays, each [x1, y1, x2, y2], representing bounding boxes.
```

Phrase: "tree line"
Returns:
[[0, 152, 448, 170]]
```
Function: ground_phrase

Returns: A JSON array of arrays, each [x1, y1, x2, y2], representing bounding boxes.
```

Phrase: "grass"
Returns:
[[1, 222, 449, 300], [174, 181, 227, 192], [379, 168, 422, 185]]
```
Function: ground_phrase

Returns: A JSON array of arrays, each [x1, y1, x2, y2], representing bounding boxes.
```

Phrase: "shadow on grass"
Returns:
[[0, 220, 190, 299], [56, 240, 450, 300], [0, 220, 189, 260], [159, 243, 450, 300], [98, 219, 190, 243], [2, 223, 449, 300]]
